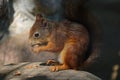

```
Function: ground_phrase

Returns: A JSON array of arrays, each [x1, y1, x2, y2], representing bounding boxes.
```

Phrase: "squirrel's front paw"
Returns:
[[46, 59, 59, 66], [32, 45, 40, 53]]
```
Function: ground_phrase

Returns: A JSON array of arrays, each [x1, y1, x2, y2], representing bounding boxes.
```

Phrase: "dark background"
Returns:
[[87, 0, 120, 80]]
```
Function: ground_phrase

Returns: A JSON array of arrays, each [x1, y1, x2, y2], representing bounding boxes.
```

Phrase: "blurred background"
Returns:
[[86, 0, 120, 80], [0, 0, 120, 80]]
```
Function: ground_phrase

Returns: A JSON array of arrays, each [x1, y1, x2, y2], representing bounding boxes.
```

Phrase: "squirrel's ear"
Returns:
[[36, 14, 43, 21]]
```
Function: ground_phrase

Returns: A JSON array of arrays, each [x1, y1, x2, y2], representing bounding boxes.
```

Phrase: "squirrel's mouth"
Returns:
[[31, 42, 48, 47]]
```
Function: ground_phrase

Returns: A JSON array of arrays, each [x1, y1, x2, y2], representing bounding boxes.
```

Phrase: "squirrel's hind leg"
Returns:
[[49, 42, 81, 71]]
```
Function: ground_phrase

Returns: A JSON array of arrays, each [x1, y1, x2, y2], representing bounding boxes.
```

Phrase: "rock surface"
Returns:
[[0, 62, 101, 80]]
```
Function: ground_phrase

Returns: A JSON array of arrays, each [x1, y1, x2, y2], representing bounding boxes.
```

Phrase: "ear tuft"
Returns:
[[36, 14, 43, 21]]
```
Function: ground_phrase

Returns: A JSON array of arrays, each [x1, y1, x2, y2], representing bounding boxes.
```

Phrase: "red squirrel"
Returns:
[[29, 14, 90, 71]]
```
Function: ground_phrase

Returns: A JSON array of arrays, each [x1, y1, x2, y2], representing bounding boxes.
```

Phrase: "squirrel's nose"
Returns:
[[34, 32, 40, 38]]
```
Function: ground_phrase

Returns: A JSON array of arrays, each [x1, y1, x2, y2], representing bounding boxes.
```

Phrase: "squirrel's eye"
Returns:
[[33, 32, 40, 38]]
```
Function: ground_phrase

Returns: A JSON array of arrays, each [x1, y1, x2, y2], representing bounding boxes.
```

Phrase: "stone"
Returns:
[[0, 62, 101, 80]]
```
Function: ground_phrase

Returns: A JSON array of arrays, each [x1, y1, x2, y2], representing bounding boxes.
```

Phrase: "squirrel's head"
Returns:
[[29, 14, 54, 47]]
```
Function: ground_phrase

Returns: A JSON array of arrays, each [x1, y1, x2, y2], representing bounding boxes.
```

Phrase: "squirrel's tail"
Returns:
[[63, 1, 102, 68]]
